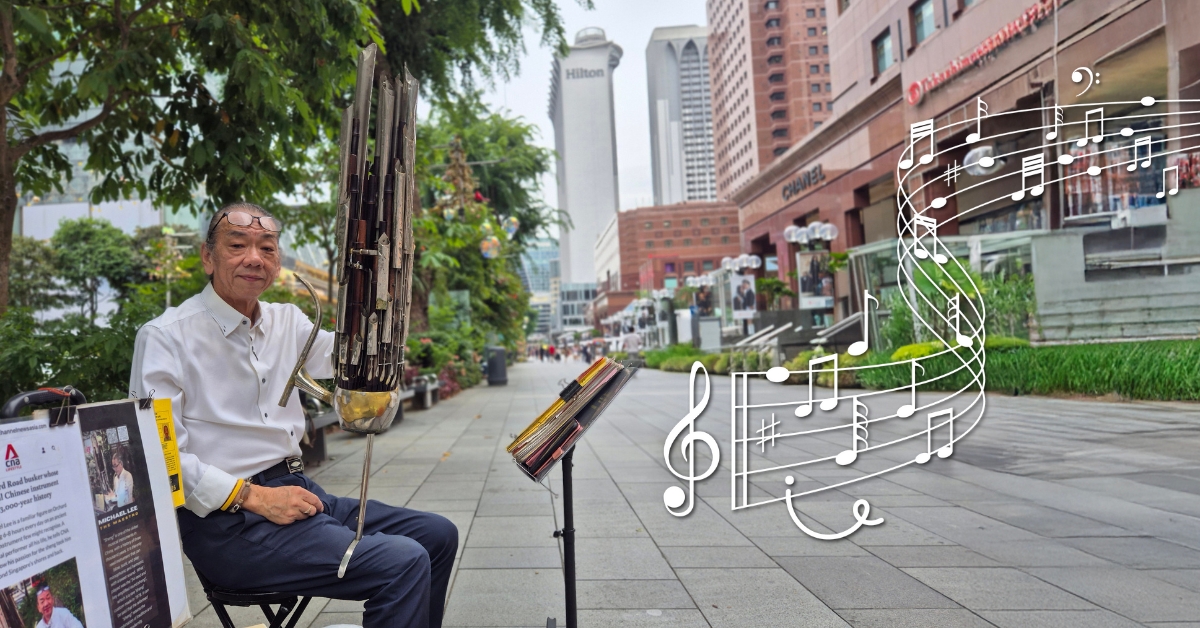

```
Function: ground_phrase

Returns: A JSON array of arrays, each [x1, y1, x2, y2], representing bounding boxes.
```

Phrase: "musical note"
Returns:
[[1047, 106, 1063, 140], [912, 214, 948, 264], [896, 360, 925, 418], [966, 97, 988, 143], [1128, 136, 1151, 172], [1157, 165, 1179, 199], [848, 291, 878, 356], [1011, 154, 1045, 201], [1077, 108, 1104, 147], [931, 162, 960, 209], [915, 408, 955, 464], [899, 120, 935, 170], [663, 361, 720, 517], [835, 398, 870, 466], [793, 354, 839, 418], [757, 414, 779, 452], [948, 294, 974, 347]]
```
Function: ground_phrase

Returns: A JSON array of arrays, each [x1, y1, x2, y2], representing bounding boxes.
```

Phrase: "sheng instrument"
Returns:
[[279, 43, 419, 578]]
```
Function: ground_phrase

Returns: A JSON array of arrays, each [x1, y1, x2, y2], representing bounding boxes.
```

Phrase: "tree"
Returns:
[[376, 0, 592, 99], [8, 234, 63, 310], [0, 1, 385, 313], [755, 276, 796, 311], [280, 143, 340, 301], [50, 217, 135, 321]]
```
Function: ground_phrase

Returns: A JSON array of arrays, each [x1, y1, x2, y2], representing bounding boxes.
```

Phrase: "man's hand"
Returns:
[[242, 484, 324, 525]]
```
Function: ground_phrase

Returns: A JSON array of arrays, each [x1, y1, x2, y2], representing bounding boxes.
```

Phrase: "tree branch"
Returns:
[[14, 91, 130, 157]]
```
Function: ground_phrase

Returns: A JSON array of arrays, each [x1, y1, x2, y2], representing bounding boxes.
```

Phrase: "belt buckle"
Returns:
[[287, 458, 304, 474]]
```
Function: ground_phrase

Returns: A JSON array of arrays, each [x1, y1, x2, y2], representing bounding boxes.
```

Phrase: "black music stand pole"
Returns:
[[548, 447, 577, 628]]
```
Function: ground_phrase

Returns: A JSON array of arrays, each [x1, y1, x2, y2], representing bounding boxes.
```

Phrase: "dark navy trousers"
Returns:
[[177, 472, 457, 628]]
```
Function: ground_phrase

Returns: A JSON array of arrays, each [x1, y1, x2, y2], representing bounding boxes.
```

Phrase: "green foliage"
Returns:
[[51, 218, 136, 320], [890, 341, 945, 362], [643, 344, 703, 369], [815, 351, 867, 388], [8, 235, 65, 310], [827, 251, 850, 273], [16, 558, 85, 628], [608, 351, 629, 362], [713, 353, 729, 374], [696, 353, 722, 372], [982, 271, 1036, 339], [781, 347, 826, 384], [659, 355, 697, 372], [755, 276, 796, 311], [879, 289, 913, 353], [984, 336, 1030, 351]]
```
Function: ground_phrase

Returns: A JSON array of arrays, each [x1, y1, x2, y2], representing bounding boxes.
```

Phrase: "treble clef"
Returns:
[[663, 361, 720, 517]]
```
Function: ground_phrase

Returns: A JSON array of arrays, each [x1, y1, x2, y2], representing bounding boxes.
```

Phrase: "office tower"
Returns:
[[708, 0, 830, 199], [549, 27, 623, 285], [646, 25, 717, 205]]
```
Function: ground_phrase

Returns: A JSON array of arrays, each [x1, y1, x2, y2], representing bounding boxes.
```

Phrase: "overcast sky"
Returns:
[[479, 0, 708, 215]]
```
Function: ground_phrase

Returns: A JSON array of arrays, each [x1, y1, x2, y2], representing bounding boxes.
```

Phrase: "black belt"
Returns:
[[249, 457, 304, 485]]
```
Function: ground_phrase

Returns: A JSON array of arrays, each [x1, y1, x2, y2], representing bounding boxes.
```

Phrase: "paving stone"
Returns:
[[777, 556, 959, 610], [1026, 567, 1200, 623], [459, 547, 562, 569], [978, 609, 1145, 628], [903, 567, 1096, 610], [659, 545, 778, 568], [575, 537, 676, 579], [864, 545, 1001, 567], [576, 580, 696, 610], [955, 501, 1136, 538], [443, 569, 563, 626], [404, 498, 480, 512], [967, 540, 1115, 567], [676, 567, 851, 627], [836, 608, 997, 628], [1145, 569, 1200, 593], [574, 609, 710, 627], [1060, 536, 1200, 569], [466, 516, 559, 548], [752, 535, 871, 557]]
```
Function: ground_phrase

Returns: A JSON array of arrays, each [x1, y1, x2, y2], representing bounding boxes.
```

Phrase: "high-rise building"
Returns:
[[549, 27, 623, 285], [646, 26, 717, 205], [708, 0, 831, 199], [520, 238, 559, 335]]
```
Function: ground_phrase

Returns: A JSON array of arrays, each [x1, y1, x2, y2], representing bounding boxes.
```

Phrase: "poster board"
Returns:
[[730, 273, 757, 320], [0, 399, 190, 628]]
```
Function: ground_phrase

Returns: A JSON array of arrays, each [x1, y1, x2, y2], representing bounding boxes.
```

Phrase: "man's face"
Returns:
[[37, 590, 53, 620], [201, 213, 281, 304], [112, 456, 123, 475]]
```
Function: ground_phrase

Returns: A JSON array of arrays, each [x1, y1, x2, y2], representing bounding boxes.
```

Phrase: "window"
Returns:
[[646, 240, 654, 248], [771, 109, 787, 119], [912, 0, 935, 45], [820, 7, 826, 15], [809, 46, 818, 55], [807, 27, 817, 36], [811, 83, 821, 93], [767, 36, 783, 46], [684, 261, 695, 272], [701, 218, 710, 226], [682, 219, 691, 227], [814, 121, 823, 128], [766, 18, 781, 27], [644, 221, 652, 229], [768, 54, 784, 64], [826, 82, 832, 91], [721, 216, 728, 225], [665, 239, 674, 247], [822, 26, 827, 34], [840, 0, 851, 12], [810, 64, 820, 73], [812, 102, 821, 111], [824, 45, 829, 53], [663, 220, 671, 227], [770, 91, 786, 101], [774, 146, 788, 156], [765, 0, 778, 8], [824, 64, 830, 73], [806, 8, 816, 17], [703, 260, 714, 270], [722, 236, 730, 244], [683, 238, 692, 246], [772, 128, 788, 137], [664, 262, 675, 273], [873, 30, 894, 76], [769, 73, 785, 83]]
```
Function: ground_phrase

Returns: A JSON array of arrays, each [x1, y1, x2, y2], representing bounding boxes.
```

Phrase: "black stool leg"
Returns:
[[285, 597, 312, 628], [210, 601, 237, 628]]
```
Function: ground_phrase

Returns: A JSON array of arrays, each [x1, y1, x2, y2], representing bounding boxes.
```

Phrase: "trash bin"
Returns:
[[487, 346, 508, 386]]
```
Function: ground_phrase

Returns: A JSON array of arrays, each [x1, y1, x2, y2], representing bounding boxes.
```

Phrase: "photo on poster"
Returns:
[[796, 251, 835, 311], [1, 557, 86, 628], [82, 429, 138, 515], [730, 273, 757, 320]]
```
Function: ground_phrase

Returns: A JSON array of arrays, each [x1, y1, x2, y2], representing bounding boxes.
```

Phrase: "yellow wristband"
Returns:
[[221, 479, 245, 511]]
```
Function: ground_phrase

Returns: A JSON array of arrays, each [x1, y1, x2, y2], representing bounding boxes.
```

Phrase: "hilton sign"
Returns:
[[781, 164, 825, 201], [566, 68, 605, 79]]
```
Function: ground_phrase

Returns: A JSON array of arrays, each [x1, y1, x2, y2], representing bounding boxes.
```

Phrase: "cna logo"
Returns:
[[4, 443, 19, 471]]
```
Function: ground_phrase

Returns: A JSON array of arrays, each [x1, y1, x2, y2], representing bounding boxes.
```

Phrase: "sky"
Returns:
[[479, 0, 709, 215]]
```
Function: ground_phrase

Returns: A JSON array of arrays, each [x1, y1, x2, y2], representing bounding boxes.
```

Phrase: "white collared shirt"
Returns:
[[130, 283, 334, 517]]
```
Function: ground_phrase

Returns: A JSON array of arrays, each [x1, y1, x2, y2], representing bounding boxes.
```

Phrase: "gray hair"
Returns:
[[203, 201, 275, 252]]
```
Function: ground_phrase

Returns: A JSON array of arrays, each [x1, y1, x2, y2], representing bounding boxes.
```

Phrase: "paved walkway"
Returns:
[[181, 360, 1200, 627]]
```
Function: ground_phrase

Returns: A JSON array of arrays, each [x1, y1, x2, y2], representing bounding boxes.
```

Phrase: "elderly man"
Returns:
[[130, 202, 457, 628], [105, 450, 134, 508], [34, 587, 84, 628]]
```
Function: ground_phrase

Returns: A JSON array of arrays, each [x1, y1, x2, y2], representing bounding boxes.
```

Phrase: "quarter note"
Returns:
[[1077, 108, 1104, 147], [896, 360, 925, 418], [966, 97, 988, 143], [848, 291, 878, 356], [835, 398, 870, 466], [1046, 106, 1063, 140], [1157, 165, 1179, 199], [912, 214, 948, 264], [900, 120, 936, 170], [1128, 136, 1151, 172], [948, 294, 974, 347], [915, 408, 955, 464], [1011, 154, 1045, 201], [793, 354, 839, 418]]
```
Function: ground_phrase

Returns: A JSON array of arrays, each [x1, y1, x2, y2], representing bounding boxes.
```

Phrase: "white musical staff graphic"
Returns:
[[1129, 136, 1152, 171], [1047, 106, 1063, 140], [1012, 154, 1046, 201], [1158, 165, 1180, 199], [1078, 108, 1105, 147], [757, 414, 779, 452], [900, 120, 936, 170], [834, 398, 870, 466]]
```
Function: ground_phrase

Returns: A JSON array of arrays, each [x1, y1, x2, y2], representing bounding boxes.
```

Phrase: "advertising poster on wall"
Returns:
[[795, 251, 835, 311], [0, 400, 189, 628], [730, 273, 757, 320]]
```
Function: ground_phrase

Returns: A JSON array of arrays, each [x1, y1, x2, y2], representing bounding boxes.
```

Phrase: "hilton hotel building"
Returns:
[[731, 0, 1200, 343]]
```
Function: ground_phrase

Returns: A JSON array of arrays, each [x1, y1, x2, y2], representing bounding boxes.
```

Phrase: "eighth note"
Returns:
[[835, 398, 870, 466], [794, 354, 840, 418], [1077, 108, 1104, 147], [1128, 136, 1151, 172], [916, 408, 955, 464], [1046, 106, 1063, 141], [1158, 165, 1179, 199], [1011, 154, 1045, 201], [848, 291, 878, 356], [900, 120, 935, 170], [966, 97, 988, 143], [912, 214, 948, 264]]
